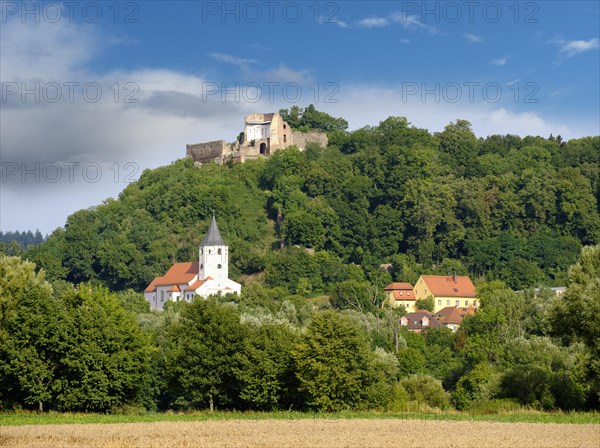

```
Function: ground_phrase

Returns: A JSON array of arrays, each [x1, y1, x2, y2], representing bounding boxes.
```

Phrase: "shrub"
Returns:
[[399, 374, 450, 409]]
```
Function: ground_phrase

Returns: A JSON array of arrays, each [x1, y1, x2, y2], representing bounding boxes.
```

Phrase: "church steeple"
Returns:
[[199, 215, 228, 284], [201, 215, 225, 246]]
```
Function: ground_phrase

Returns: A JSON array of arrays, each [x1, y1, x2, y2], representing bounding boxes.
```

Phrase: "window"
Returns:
[[283, 124, 286, 129], [474, 300, 478, 307], [200, 249, 203, 255], [399, 292, 403, 296], [406, 291, 410, 296], [283, 134, 287, 143], [218, 248, 222, 255], [217, 264, 222, 269], [465, 300, 469, 306], [455, 300, 459, 307], [446, 300, 450, 306], [438, 300, 441, 306]]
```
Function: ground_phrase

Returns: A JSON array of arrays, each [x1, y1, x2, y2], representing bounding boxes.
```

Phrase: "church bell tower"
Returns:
[[199, 215, 228, 286]]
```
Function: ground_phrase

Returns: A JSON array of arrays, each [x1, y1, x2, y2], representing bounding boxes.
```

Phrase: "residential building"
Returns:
[[413, 275, 478, 313], [384, 282, 416, 310], [400, 310, 441, 333], [433, 306, 477, 331]]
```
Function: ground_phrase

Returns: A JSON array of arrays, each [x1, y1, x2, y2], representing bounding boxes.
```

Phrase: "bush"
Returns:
[[399, 374, 450, 409]]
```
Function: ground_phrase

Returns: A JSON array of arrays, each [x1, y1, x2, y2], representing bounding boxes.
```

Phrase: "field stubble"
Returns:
[[1, 418, 599, 448]]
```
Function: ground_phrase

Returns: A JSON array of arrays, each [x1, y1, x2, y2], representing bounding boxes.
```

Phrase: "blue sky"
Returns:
[[1, 1, 599, 233]]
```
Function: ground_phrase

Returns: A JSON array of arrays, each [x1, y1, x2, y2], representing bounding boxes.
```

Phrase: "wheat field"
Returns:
[[1, 419, 599, 448]]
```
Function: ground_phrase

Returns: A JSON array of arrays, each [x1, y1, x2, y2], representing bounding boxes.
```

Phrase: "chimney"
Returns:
[[453, 273, 457, 283]]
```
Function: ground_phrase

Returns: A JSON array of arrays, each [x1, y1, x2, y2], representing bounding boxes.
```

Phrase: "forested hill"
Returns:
[[24, 117, 599, 292]]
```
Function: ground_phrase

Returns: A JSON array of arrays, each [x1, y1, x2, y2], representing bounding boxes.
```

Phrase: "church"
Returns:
[[143, 216, 241, 310]]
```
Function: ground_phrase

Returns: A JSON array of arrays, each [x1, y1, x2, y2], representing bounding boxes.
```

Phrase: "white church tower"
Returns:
[[144, 215, 241, 310], [199, 215, 229, 287]]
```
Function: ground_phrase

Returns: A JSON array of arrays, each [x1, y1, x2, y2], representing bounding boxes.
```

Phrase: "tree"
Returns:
[[399, 374, 450, 409], [415, 296, 434, 312], [292, 310, 375, 411], [54, 285, 151, 412], [329, 279, 374, 313], [0, 256, 63, 412], [166, 299, 245, 411], [233, 323, 299, 410], [550, 245, 600, 407]]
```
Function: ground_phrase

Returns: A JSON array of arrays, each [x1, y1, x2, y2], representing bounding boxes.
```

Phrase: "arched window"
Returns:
[[218, 248, 222, 255]]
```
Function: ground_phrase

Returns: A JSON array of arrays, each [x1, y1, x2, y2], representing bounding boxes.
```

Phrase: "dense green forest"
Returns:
[[1, 112, 599, 413], [1, 247, 599, 413], [20, 115, 600, 292], [0, 230, 46, 254]]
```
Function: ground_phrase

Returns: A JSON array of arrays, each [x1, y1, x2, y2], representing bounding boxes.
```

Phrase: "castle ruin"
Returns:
[[186, 112, 328, 165]]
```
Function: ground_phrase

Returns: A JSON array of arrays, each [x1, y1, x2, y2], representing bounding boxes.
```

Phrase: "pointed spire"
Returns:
[[201, 215, 225, 246]]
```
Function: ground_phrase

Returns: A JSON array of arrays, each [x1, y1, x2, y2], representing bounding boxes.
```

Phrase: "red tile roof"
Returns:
[[144, 276, 162, 293], [393, 290, 415, 300], [184, 278, 211, 291], [384, 282, 414, 291], [420, 275, 476, 298], [167, 285, 181, 292], [154, 262, 199, 286], [434, 306, 476, 325]]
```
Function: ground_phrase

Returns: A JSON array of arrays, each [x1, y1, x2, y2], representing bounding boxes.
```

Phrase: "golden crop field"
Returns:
[[1, 419, 599, 448]]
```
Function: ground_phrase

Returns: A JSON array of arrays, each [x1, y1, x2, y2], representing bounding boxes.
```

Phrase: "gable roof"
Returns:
[[384, 282, 414, 291], [434, 306, 476, 325], [420, 275, 476, 298], [393, 290, 415, 300], [167, 285, 181, 292], [144, 276, 162, 293], [184, 277, 211, 291], [401, 310, 440, 330], [154, 262, 199, 286], [201, 215, 225, 246]]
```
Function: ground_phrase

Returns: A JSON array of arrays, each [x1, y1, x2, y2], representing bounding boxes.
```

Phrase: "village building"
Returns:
[[413, 275, 478, 313], [186, 112, 328, 165], [143, 216, 241, 310], [433, 306, 477, 331], [400, 310, 441, 333], [384, 282, 416, 311]]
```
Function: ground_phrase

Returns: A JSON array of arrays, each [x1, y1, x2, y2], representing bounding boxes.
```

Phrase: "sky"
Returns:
[[1, 0, 599, 234]]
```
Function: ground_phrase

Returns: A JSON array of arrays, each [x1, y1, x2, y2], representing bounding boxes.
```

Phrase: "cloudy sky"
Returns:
[[1, 1, 599, 234]]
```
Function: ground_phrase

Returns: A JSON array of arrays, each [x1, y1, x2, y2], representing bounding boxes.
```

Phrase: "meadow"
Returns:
[[1, 417, 599, 448]]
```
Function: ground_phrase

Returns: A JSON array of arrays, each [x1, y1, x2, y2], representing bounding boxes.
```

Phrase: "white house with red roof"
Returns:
[[144, 216, 241, 310]]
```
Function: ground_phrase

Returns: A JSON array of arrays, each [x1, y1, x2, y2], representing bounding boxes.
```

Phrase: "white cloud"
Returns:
[[400, 38, 410, 44], [317, 84, 590, 142], [491, 58, 507, 66], [209, 52, 258, 69], [331, 11, 437, 33], [463, 33, 483, 42], [357, 17, 389, 28], [558, 38, 600, 57]]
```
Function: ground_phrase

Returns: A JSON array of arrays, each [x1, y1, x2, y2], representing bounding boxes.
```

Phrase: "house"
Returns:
[[384, 282, 416, 311], [433, 306, 477, 331], [143, 216, 241, 310], [400, 310, 441, 333], [413, 275, 478, 313]]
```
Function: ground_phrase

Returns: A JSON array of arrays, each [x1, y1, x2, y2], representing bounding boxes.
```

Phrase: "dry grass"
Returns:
[[1, 418, 599, 448]]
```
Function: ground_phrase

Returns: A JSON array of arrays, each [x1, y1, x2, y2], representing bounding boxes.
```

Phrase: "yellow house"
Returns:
[[413, 275, 478, 313], [383, 282, 416, 311]]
